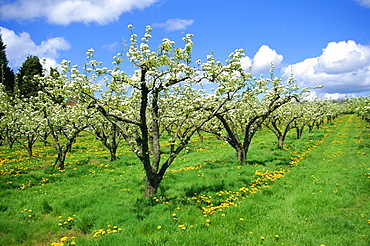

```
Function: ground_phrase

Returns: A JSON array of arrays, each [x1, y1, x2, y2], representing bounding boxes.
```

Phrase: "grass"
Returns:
[[0, 114, 369, 245]]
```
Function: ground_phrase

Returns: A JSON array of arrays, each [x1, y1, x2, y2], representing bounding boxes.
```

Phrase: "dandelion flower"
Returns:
[[157, 226, 162, 229], [60, 236, 68, 242]]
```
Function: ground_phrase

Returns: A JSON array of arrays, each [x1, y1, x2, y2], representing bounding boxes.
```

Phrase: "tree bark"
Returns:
[[278, 135, 285, 149], [144, 176, 161, 198], [237, 147, 246, 165]]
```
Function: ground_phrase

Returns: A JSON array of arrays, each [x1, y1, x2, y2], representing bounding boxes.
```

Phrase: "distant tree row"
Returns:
[[0, 35, 43, 98]]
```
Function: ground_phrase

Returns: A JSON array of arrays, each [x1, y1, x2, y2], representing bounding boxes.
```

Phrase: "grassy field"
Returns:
[[0, 114, 369, 246]]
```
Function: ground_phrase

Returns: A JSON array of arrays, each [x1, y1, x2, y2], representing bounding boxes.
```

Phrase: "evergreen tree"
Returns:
[[16, 55, 43, 98], [0, 35, 15, 96]]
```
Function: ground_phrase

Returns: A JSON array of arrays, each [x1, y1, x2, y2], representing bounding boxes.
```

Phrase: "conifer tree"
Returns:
[[16, 55, 43, 98], [0, 35, 15, 96]]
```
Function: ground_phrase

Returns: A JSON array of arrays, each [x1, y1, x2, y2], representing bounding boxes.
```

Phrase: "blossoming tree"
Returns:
[[201, 70, 303, 165], [74, 25, 253, 197]]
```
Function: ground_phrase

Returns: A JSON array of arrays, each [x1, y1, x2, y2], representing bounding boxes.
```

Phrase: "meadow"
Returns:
[[0, 114, 369, 246]]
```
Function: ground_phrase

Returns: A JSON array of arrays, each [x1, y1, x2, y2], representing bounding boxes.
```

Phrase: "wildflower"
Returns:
[[205, 219, 211, 223], [260, 236, 265, 240], [239, 218, 244, 221], [60, 236, 68, 242], [177, 224, 186, 230], [157, 226, 162, 230]]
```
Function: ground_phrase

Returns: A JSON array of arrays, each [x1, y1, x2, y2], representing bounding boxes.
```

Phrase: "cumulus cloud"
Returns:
[[0, 0, 160, 25], [282, 40, 370, 94], [0, 27, 71, 69], [241, 45, 283, 75], [323, 93, 355, 101], [152, 18, 194, 31]]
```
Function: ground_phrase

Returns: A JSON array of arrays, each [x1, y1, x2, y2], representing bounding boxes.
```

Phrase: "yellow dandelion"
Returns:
[[157, 226, 162, 229], [60, 236, 68, 242], [239, 218, 244, 221]]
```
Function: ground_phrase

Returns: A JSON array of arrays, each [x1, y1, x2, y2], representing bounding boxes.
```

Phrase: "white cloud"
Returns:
[[152, 18, 194, 31], [353, 0, 370, 8], [0, 27, 71, 69], [241, 45, 283, 75], [0, 0, 160, 25], [323, 93, 355, 101], [282, 40, 370, 94]]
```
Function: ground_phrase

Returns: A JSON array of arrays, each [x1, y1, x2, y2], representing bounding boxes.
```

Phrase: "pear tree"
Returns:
[[75, 26, 250, 197]]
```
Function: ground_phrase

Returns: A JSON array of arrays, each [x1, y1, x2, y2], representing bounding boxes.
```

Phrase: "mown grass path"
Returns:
[[222, 114, 370, 246]]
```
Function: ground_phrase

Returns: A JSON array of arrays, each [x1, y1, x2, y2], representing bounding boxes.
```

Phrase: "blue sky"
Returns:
[[1, 0, 370, 99]]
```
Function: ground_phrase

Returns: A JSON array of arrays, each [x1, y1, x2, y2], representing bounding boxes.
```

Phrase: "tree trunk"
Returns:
[[278, 135, 285, 149], [308, 124, 314, 133], [296, 127, 303, 139], [53, 149, 67, 170], [237, 147, 246, 165], [109, 147, 117, 161], [7, 136, 15, 149], [144, 176, 161, 198], [26, 144, 33, 157], [197, 129, 204, 143]]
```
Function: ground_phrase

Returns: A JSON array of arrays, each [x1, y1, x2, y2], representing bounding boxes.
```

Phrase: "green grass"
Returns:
[[0, 114, 369, 245]]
